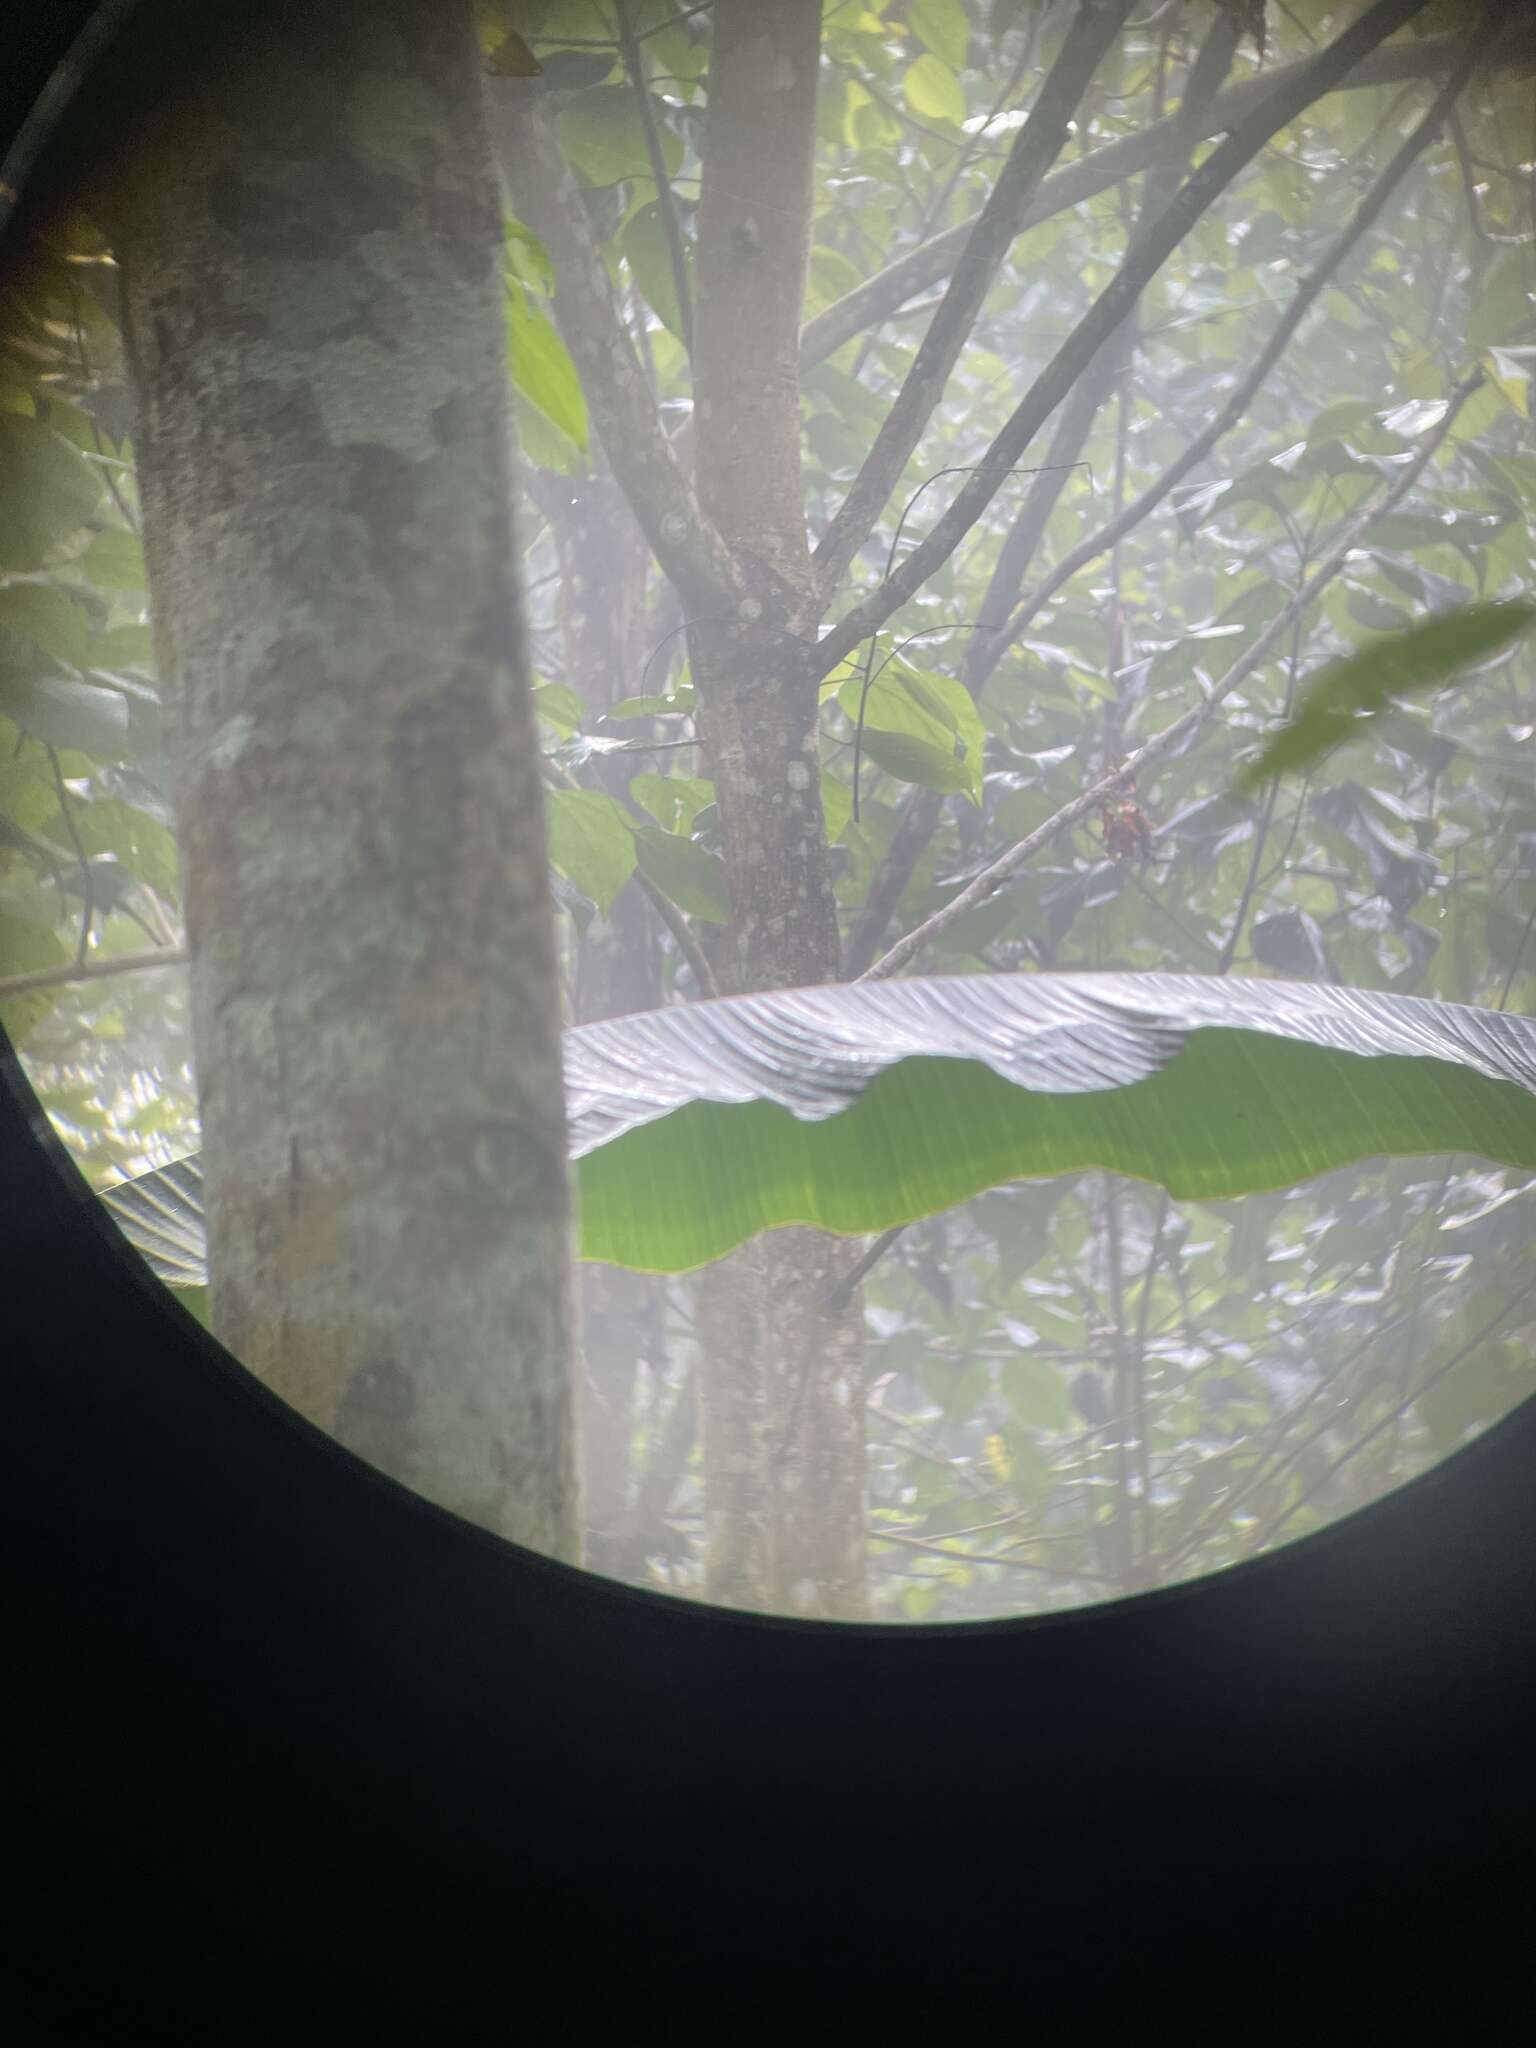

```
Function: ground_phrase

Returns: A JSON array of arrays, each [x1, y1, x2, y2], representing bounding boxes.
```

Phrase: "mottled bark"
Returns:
[[687, 0, 837, 998], [762, 1229, 867, 1619], [486, 84, 735, 612], [692, 0, 821, 595], [116, 1, 578, 1557], [695, 1243, 773, 1611], [687, 0, 868, 1620]]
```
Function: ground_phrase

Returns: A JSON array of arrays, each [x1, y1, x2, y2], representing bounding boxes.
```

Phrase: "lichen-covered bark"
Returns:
[[115, 2, 577, 1557], [686, 0, 868, 1620], [692, 0, 822, 592], [761, 1229, 867, 1619]]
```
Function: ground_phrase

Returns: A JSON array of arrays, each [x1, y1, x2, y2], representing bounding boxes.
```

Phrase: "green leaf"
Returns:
[[566, 974, 1536, 1269], [1003, 1356, 1073, 1433], [504, 214, 555, 294], [52, 794, 181, 904], [557, 85, 682, 191], [1484, 346, 1533, 419], [0, 581, 96, 667], [631, 824, 731, 923], [903, 53, 965, 127], [534, 680, 585, 737], [0, 911, 68, 1045], [0, 414, 104, 570], [821, 770, 852, 846], [856, 725, 974, 796], [837, 658, 984, 802], [805, 245, 866, 318], [0, 671, 135, 760], [628, 772, 714, 834], [101, 975, 1536, 1283], [909, 0, 969, 69], [80, 528, 146, 592], [545, 787, 636, 911], [1237, 600, 1536, 791], [507, 281, 588, 454], [92, 623, 156, 670], [605, 686, 695, 720], [514, 392, 584, 477], [622, 200, 691, 341]]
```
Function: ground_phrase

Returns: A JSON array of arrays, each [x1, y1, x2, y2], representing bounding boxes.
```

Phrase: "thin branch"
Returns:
[[1495, 897, 1536, 1010], [966, 9, 1241, 699], [1215, 613, 1308, 972], [865, 1523, 1112, 1584], [45, 744, 94, 965], [1448, 107, 1489, 242], [843, 31, 1036, 387], [947, 11, 1491, 697], [624, 1362, 698, 1552], [841, 782, 941, 981], [485, 82, 736, 610], [860, 365, 1482, 982], [808, 0, 1433, 688], [530, 1, 718, 51], [798, 25, 1512, 371], [0, 944, 189, 1002], [635, 868, 720, 999], [811, 0, 1138, 590], [1243, 1273, 1536, 1556], [840, 32, 1209, 978], [614, 0, 694, 353], [819, 1224, 906, 1314], [541, 744, 718, 1000], [845, 470, 1087, 822]]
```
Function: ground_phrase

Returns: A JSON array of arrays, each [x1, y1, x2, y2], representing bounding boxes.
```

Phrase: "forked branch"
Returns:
[[812, 0, 1138, 590], [809, 0, 1432, 687]]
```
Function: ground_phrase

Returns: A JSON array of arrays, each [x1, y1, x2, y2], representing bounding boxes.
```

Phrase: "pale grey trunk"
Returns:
[[536, 465, 676, 1580], [115, 1, 578, 1558], [688, 0, 869, 1620]]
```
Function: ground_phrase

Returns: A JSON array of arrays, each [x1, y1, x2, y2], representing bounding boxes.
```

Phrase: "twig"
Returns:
[[976, 24, 1487, 686], [809, 0, 1434, 688], [819, 1224, 905, 1313], [0, 944, 189, 1003], [845, 34, 1037, 387], [1243, 1273, 1536, 1555], [1215, 612, 1307, 972], [529, 1, 717, 48], [46, 745, 94, 965], [866, 1524, 1111, 1584], [812, 0, 1138, 588], [798, 26, 1502, 370], [615, 0, 694, 352], [1495, 898, 1536, 1010], [966, 7, 1242, 703], [1448, 107, 1489, 242], [859, 365, 1483, 982], [542, 745, 718, 1000], [485, 83, 734, 610], [635, 868, 719, 999]]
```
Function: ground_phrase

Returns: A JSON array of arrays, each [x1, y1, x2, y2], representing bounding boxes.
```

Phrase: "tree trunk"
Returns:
[[537, 463, 674, 1581], [115, 0, 578, 1558], [688, 0, 868, 1619]]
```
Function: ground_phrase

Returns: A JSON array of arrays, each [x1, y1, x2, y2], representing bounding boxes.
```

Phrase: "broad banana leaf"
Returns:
[[97, 972, 1536, 1280]]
